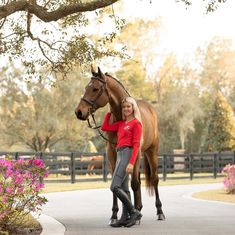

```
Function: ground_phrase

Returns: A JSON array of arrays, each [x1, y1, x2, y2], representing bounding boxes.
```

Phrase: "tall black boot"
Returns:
[[111, 191, 131, 227], [113, 187, 142, 228]]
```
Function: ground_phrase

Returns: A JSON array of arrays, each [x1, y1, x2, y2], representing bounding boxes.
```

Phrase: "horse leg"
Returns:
[[131, 155, 143, 212], [90, 164, 95, 175], [107, 146, 119, 225], [145, 147, 165, 220], [87, 163, 92, 176]]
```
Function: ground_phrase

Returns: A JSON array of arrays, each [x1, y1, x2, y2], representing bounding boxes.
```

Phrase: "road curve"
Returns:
[[42, 183, 235, 235]]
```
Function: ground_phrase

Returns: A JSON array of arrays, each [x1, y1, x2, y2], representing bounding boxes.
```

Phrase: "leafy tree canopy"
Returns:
[[200, 37, 235, 94], [0, 0, 228, 79], [0, 0, 126, 78], [205, 91, 235, 151]]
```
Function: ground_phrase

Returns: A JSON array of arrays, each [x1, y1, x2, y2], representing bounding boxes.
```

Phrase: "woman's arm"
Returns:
[[101, 112, 120, 132], [129, 121, 142, 165]]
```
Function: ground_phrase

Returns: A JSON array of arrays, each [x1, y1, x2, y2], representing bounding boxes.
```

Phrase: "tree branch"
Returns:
[[26, 12, 59, 65], [0, 0, 120, 21], [0, 16, 7, 29]]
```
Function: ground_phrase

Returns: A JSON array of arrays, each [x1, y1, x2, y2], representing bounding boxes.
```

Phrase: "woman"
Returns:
[[101, 97, 143, 228]]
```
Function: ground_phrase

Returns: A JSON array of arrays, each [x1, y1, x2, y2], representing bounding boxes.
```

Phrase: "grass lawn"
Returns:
[[42, 173, 223, 193], [43, 181, 110, 193], [193, 189, 235, 204]]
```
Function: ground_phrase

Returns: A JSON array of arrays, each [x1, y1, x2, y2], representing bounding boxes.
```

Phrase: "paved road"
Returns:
[[42, 183, 235, 235]]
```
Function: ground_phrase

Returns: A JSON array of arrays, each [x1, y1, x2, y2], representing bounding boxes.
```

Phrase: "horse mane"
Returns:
[[105, 72, 131, 97]]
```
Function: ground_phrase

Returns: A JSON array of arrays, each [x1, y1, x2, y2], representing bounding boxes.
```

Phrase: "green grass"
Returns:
[[42, 174, 223, 193], [43, 181, 110, 193], [193, 189, 235, 204]]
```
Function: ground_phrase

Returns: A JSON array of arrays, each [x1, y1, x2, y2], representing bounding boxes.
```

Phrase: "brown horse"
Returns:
[[75, 66, 165, 224], [87, 155, 103, 173]]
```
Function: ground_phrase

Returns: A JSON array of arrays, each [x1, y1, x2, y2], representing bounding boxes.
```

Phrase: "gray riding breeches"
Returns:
[[110, 147, 132, 192]]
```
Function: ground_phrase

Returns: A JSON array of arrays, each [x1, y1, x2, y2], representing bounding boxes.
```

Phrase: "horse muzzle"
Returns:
[[75, 110, 87, 121]]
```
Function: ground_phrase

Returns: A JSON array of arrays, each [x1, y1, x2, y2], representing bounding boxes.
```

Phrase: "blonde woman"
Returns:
[[101, 97, 143, 228]]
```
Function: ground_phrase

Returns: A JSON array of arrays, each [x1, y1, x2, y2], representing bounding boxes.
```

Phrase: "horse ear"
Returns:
[[98, 67, 106, 81], [91, 64, 96, 76]]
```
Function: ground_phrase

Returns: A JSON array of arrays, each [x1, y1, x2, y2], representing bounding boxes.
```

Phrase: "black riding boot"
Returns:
[[113, 187, 142, 228], [111, 191, 131, 227]]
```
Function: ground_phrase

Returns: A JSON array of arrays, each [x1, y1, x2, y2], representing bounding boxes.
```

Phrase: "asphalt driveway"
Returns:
[[42, 183, 235, 235]]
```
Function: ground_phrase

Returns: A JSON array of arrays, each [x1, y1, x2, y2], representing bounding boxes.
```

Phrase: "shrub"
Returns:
[[222, 164, 235, 194], [0, 158, 49, 232]]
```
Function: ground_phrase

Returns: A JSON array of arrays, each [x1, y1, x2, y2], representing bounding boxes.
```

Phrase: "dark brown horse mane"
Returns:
[[104, 72, 131, 97]]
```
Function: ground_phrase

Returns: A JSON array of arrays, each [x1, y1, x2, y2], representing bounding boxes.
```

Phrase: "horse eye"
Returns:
[[93, 88, 99, 92]]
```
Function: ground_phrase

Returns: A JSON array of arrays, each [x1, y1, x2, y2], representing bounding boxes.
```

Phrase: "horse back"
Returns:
[[137, 100, 159, 150]]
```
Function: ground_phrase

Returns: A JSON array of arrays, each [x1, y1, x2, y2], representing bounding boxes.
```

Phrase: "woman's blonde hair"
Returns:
[[121, 97, 143, 146], [121, 97, 141, 122]]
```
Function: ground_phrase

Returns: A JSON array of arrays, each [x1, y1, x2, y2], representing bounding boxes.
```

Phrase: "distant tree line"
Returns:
[[0, 1, 234, 154]]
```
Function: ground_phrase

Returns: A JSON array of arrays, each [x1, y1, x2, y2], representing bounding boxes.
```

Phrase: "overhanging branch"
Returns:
[[0, 0, 120, 21]]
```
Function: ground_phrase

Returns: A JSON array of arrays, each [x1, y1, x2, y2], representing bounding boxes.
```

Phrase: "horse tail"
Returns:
[[143, 154, 154, 196]]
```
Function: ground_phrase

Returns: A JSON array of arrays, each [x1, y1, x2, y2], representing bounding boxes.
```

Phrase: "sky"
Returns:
[[120, 0, 235, 62]]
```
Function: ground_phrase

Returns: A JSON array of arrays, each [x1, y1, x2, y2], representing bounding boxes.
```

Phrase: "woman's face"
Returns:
[[122, 101, 134, 118]]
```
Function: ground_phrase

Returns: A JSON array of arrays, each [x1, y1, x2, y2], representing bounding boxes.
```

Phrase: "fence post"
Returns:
[[15, 152, 19, 160], [162, 154, 167, 181], [103, 153, 108, 182], [218, 153, 221, 172], [189, 154, 194, 180], [71, 153, 75, 184], [39, 152, 44, 184], [213, 153, 217, 179]]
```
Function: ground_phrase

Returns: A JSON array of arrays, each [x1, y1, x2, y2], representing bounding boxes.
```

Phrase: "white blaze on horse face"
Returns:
[[86, 81, 95, 95]]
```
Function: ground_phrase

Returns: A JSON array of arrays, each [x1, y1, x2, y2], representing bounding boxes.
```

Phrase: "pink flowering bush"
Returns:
[[222, 164, 235, 194], [0, 158, 49, 232]]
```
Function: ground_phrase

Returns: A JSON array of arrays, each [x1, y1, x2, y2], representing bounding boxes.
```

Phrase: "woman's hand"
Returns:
[[126, 163, 134, 174]]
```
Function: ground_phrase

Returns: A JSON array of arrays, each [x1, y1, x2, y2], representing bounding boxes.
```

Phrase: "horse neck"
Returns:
[[106, 76, 129, 121]]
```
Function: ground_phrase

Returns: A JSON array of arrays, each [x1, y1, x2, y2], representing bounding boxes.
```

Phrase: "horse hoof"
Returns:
[[109, 218, 118, 226], [158, 214, 166, 221]]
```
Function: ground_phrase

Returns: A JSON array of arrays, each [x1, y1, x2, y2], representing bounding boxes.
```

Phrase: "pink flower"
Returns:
[[15, 174, 24, 184], [222, 164, 235, 194], [17, 159, 25, 165], [18, 187, 24, 193], [24, 170, 31, 179], [32, 159, 45, 168], [34, 183, 44, 191], [223, 179, 229, 187], [0, 160, 12, 168], [44, 170, 49, 177], [0, 157, 48, 224], [6, 186, 12, 193], [6, 168, 13, 177]]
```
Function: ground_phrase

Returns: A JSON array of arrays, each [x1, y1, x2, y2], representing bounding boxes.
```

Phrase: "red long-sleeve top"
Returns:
[[101, 112, 142, 165]]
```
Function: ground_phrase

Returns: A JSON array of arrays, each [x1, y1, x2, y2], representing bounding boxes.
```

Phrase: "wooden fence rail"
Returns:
[[0, 151, 235, 183]]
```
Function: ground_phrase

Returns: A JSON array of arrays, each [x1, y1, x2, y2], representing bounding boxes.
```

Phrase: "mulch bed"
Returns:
[[1, 223, 42, 235]]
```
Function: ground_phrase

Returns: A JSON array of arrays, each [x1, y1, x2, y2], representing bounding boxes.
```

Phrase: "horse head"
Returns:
[[75, 66, 110, 120]]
